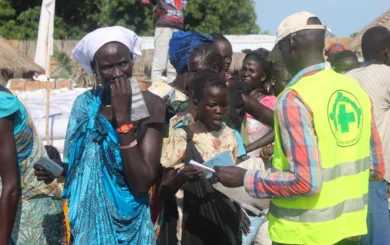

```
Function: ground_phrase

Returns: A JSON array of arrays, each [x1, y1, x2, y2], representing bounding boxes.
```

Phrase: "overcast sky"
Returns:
[[255, 0, 389, 37]]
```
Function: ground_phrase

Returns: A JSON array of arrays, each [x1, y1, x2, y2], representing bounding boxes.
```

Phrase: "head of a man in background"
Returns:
[[328, 50, 360, 74], [361, 26, 390, 65]]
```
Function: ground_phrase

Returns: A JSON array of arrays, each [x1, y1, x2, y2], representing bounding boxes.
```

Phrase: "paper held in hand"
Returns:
[[188, 151, 234, 179], [188, 160, 215, 174], [213, 156, 270, 215]]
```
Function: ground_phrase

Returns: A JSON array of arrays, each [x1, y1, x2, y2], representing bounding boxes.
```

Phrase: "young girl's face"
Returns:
[[197, 86, 229, 131]]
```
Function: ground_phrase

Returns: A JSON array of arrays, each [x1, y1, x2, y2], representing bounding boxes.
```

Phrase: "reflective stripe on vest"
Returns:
[[323, 157, 370, 182], [270, 193, 368, 223]]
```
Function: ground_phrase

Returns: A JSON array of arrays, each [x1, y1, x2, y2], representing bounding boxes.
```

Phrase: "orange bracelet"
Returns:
[[116, 123, 134, 134]]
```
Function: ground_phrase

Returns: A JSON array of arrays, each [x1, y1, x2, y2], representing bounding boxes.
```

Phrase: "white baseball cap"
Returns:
[[268, 12, 326, 61]]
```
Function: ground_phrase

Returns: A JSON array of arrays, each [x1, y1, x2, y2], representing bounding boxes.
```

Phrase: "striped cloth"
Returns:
[[244, 63, 384, 199], [347, 64, 390, 182]]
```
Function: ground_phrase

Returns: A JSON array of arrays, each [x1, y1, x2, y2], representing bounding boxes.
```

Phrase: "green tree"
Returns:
[[0, 5, 84, 39], [0, 0, 259, 39], [350, 32, 358, 38], [185, 0, 259, 34]]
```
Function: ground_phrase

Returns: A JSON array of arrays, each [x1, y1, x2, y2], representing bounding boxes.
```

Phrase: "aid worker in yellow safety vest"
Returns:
[[214, 12, 385, 245]]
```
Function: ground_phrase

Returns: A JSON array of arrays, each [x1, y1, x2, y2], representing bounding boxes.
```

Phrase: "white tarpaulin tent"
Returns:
[[16, 88, 88, 154]]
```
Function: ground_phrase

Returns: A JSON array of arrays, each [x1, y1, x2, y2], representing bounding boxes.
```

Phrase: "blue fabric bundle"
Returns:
[[169, 31, 214, 74]]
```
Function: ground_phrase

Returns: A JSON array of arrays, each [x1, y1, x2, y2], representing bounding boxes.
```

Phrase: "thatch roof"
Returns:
[[0, 36, 43, 74], [348, 10, 390, 52]]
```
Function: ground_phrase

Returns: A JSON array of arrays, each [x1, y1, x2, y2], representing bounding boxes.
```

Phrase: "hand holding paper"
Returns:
[[187, 151, 235, 179]]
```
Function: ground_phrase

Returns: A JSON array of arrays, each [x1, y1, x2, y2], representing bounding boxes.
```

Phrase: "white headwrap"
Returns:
[[72, 26, 142, 74]]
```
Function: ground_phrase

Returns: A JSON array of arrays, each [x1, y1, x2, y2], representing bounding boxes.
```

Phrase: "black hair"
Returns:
[[242, 48, 271, 71], [44, 145, 61, 161], [328, 50, 358, 65], [362, 26, 390, 61], [191, 70, 227, 101], [211, 33, 231, 44], [189, 43, 224, 70]]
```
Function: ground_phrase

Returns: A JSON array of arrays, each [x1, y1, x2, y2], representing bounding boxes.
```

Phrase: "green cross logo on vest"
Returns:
[[328, 91, 363, 147]]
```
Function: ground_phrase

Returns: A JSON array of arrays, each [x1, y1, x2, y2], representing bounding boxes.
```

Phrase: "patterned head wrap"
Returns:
[[169, 31, 213, 74]]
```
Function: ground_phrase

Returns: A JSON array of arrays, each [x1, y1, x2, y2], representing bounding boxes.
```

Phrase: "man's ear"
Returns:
[[212, 63, 219, 73], [290, 34, 297, 52], [193, 99, 199, 111], [385, 48, 390, 58], [385, 48, 390, 65]]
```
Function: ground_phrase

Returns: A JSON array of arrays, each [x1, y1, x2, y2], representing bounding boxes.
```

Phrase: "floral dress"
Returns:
[[245, 95, 276, 157], [0, 91, 65, 245], [160, 125, 240, 244]]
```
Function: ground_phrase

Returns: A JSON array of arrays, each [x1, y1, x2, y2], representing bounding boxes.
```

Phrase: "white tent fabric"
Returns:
[[15, 88, 89, 154]]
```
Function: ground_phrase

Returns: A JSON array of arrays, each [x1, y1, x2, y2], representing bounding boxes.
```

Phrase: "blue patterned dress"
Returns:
[[63, 89, 160, 245], [0, 91, 65, 245]]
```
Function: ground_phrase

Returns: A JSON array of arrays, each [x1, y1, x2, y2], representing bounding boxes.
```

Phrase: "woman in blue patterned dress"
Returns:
[[0, 86, 65, 244], [36, 26, 167, 245]]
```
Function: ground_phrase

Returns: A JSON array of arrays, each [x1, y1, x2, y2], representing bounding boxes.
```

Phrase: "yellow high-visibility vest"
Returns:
[[269, 69, 372, 245]]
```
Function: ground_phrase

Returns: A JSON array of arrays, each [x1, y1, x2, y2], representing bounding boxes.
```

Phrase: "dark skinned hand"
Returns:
[[111, 77, 132, 124], [177, 165, 203, 180], [34, 166, 56, 184], [214, 166, 247, 188], [34, 158, 65, 184]]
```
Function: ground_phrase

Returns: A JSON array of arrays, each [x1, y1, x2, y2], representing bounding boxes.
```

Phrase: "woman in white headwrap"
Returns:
[[35, 26, 167, 244]]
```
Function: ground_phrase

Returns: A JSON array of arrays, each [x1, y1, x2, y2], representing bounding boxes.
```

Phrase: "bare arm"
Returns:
[[242, 93, 274, 128], [160, 166, 203, 202], [119, 125, 163, 197], [245, 130, 275, 154], [0, 115, 20, 244], [159, 168, 185, 202]]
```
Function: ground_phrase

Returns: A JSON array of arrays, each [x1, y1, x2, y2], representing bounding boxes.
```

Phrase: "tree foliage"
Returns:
[[0, 0, 259, 39], [350, 32, 358, 38]]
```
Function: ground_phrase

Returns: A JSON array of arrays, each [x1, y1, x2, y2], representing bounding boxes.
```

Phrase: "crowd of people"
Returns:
[[0, 2, 389, 245]]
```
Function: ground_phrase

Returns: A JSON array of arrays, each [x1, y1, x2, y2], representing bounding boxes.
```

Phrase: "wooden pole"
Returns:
[[45, 79, 50, 144]]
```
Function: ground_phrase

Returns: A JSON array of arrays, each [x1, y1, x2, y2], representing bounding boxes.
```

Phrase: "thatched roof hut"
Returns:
[[348, 10, 390, 52], [0, 36, 43, 85]]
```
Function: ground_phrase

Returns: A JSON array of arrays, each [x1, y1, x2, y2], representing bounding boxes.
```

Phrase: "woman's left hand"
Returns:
[[111, 77, 132, 124]]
